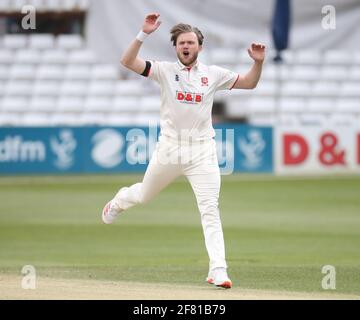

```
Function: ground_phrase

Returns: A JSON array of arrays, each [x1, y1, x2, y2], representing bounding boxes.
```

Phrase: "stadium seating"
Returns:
[[0, 32, 359, 127], [0, 0, 90, 12]]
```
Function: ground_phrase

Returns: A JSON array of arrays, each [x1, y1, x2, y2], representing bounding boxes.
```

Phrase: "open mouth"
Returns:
[[183, 51, 190, 57]]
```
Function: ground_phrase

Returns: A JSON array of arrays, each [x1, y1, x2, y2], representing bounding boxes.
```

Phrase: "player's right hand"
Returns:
[[142, 13, 162, 34]]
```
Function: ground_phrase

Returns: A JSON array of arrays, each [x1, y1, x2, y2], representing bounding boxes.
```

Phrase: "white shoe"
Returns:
[[101, 199, 123, 224], [206, 268, 232, 289]]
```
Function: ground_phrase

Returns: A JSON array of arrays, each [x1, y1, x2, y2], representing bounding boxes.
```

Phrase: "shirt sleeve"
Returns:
[[213, 66, 239, 91], [148, 60, 164, 84]]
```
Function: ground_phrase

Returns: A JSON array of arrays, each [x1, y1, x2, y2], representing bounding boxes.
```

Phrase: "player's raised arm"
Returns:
[[120, 13, 162, 75], [232, 43, 266, 89]]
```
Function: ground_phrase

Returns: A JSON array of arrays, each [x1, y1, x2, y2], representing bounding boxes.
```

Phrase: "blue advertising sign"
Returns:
[[0, 125, 273, 175], [84, 126, 159, 173], [0, 127, 84, 174], [214, 124, 273, 174]]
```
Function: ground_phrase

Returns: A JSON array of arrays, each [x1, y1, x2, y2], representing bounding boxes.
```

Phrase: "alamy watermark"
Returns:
[[321, 5, 336, 30], [21, 265, 36, 289], [321, 265, 336, 290], [21, 5, 36, 30]]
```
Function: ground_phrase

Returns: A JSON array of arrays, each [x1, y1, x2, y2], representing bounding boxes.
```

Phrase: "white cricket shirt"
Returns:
[[148, 59, 239, 141]]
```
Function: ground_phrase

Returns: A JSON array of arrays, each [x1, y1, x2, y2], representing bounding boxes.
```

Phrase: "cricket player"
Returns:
[[102, 13, 265, 289]]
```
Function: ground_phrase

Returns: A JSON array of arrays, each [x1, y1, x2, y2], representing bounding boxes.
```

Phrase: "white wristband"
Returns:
[[136, 30, 149, 42]]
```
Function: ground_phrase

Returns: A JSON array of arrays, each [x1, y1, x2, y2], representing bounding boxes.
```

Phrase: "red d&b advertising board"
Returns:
[[275, 126, 360, 175]]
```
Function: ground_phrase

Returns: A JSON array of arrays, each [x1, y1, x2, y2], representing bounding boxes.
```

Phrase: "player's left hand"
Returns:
[[248, 43, 266, 62]]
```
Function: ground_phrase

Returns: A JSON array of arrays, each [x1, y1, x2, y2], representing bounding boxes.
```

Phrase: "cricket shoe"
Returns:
[[101, 199, 123, 224], [206, 268, 232, 289]]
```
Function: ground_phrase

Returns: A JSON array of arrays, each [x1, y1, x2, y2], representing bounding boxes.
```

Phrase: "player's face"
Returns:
[[176, 32, 202, 67]]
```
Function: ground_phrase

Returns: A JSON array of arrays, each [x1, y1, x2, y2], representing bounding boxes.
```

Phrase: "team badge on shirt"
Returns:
[[201, 77, 209, 86]]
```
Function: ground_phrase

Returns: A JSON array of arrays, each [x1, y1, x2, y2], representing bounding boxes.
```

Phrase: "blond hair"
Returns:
[[170, 23, 204, 46]]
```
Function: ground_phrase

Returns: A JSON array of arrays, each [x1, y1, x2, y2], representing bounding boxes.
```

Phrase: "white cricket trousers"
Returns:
[[114, 135, 227, 271]]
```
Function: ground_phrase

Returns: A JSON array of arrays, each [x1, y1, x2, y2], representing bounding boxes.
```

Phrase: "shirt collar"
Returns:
[[176, 59, 200, 71]]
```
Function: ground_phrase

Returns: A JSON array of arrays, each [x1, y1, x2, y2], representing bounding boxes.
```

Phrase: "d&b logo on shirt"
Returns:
[[176, 91, 203, 104]]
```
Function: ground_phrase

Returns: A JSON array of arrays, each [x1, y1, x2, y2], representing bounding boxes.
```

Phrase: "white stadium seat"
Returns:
[[291, 66, 319, 81], [336, 99, 360, 113], [68, 49, 97, 64], [29, 34, 55, 49], [84, 97, 112, 112], [56, 34, 84, 50], [320, 66, 348, 81], [247, 97, 276, 114], [252, 81, 277, 95], [340, 82, 360, 97], [33, 81, 60, 96], [42, 49, 68, 64], [60, 81, 88, 96], [63, 0, 78, 10], [349, 67, 360, 81], [281, 81, 312, 97], [15, 49, 41, 64], [91, 64, 119, 80], [139, 96, 160, 112], [277, 114, 300, 125], [279, 98, 306, 113], [0, 113, 21, 126], [354, 52, 360, 65], [78, 113, 107, 125], [44, 0, 62, 11], [261, 64, 283, 81], [57, 96, 84, 112], [28, 0, 47, 11], [280, 50, 295, 64], [11, 0, 27, 10], [29, 97, 57, 112], [238, 49, 256, 65], [233, 63, 252, 77], [106, 113, 138, 126], [0, 49, 14, 64], [77, 0, 90, 10], [64, 65, 91, 80], [87, 81, 115, 95], [4, 80, 33, 95], [210, 48, 238, 65], [112, 97, 139, 112], [114, 80, 143, 96], [2, 34, 27, 49], [0, 81, 5, 95], [1, 97, 29, 112], [299, 113, 327, 126], [225, 98, 249, 117], [324, 50, 353, 65], [295, 50, 322, 65], [254, 64, 286, 82], [0, 0, 11, 12], [9, 65, 36, 80], [248, 115, 277, 126], [36, 65, 64, 80], [306, 98, 334, 113], [135, 114, 160, 125], [22, 113, 50, 126], [328, 113, 358, 126], [0, 65, 10, 80], [50, 113, 80, 126], [312, 81, 340, 97]]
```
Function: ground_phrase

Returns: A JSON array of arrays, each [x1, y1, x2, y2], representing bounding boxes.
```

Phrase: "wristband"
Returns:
[[136, 30, 149, 42]]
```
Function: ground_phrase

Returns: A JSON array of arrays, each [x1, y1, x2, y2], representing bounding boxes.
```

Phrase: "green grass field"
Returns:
[[0, 174, 359, 297]]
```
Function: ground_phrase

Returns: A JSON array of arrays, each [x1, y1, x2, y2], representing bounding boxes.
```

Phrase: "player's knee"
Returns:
[[199, 202, 220, 220], [138, 187, 151, 205]]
